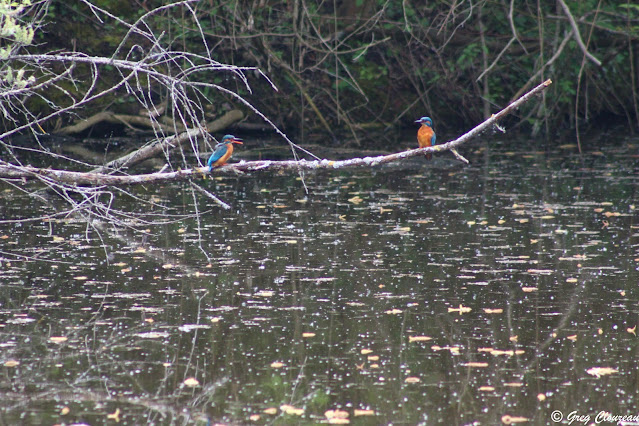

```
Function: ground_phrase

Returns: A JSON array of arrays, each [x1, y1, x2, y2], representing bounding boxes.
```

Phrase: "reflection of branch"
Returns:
[[0, 80, 552, 186]]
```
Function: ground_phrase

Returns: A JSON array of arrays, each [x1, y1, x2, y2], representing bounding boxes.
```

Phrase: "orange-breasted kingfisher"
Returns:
[[415, 116, 436, 160], [207, 134, 243, 170]]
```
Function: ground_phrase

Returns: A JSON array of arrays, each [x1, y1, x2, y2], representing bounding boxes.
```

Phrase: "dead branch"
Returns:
[[557, 0, 602, 67], [0, 80, 552, 186], [90, 110, 243, 174], [57, 110, 183, 135]]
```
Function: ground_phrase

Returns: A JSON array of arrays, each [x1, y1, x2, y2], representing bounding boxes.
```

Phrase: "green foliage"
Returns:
[[1, 0, 35, 90], [7, 0, 639, 137]]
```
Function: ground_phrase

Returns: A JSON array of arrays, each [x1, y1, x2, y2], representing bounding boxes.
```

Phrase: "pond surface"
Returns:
[[0, 132, 638, 425]]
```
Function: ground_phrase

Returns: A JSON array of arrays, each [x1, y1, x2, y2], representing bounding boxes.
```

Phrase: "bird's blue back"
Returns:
[[207, 143, 228, 168]]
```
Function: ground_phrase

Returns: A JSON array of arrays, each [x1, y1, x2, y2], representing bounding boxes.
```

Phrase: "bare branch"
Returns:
[[557, 0, 602, 67], [0, 80, 552, 186]]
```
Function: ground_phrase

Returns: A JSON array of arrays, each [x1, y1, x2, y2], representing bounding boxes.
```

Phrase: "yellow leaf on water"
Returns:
[[627, 326, 636, 336], [302, 332, 316, 338], [501, 414, 529, 424], [353, 409, 375, 416], [408, 335, 432, 342], [348, 196, 363, 204], [484, 308, 503, 314], [249, 414, 261, 421], [367, 355, 379, 361], [385, 309, 402, 315], [567, 335, 577, 341], [60, 406, 70, 415], [448, 304, 471, 314], [461, 362, 489, 368], [49, 336, 68, 344], [107, 408, 120, 422], [360, 349, 373, 355], [404, 376, 421, 383], [537, 393, 546, 401], [325, 409, 349, 420], [586, 367, 618, 378], [280, 404, 304, 415], [270, 362, 284, 369], [263, 407, 278, 415], [479, 386, 495, 391], [73, 276, 88, 281], [183, 377, 200, 387], [4, 360, 19, 367]]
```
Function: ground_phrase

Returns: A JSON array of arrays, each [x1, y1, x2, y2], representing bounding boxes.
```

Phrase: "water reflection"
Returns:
[[0, 136, 638, 424]]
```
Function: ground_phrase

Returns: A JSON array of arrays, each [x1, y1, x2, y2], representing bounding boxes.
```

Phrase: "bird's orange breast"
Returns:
[[417, 125, 434, 148], [212, 144, 233, 167]]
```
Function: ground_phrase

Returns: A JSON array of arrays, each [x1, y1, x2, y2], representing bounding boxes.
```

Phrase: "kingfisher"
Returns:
[[207, 134, 243, 170], [415, 116, 436, 160]]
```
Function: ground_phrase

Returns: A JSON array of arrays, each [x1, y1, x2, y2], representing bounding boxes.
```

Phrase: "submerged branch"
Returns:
[[0, 80, 552, 186]]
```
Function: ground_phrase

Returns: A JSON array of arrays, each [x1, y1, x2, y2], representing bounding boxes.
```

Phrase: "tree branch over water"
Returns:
[[0, 80, 552, 186]]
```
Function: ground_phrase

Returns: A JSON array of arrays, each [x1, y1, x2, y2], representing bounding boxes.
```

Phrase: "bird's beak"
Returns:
[[232, 138, 243, 144], [414, 119, 421, 123]]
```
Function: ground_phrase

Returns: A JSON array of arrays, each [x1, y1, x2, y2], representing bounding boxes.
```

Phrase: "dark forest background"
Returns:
[[3, 0, 639, 145]]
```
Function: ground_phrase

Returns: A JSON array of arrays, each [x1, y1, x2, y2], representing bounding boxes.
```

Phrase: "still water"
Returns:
[[0, 133, 638, 425]]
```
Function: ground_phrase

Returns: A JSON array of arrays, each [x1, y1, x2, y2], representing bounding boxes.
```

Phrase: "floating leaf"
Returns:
[[360, 349, 373, 355], [408, 336, 432, 342], [60, 406, 70, 415], [136, 332, 169, 339], [479, 386, 495, 391], [348, 196, 363, 204], [183, 377, 200, 387], [325, 409, 349, 420], [49, 336, 68, 344], [537, 393, 546, 401], [249, 414, 261, 421], [483, 308, 503, 314], [460, 362, 489, 368], [501, 414, 530, 424], [280, 404, 304, 415], [404, 376, 421, 383], [302, 332, 316, 338], [107, 408, 120, 422], [4, 360, 19, 367], [627, 326, 636, 336], [586, 367, 618, 378], [385, 308, 402, 315], [353, 409, 375, 416], [270, 361, 284, 369], [448, 304, 471, 314], [263, 408, 278, 415]]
